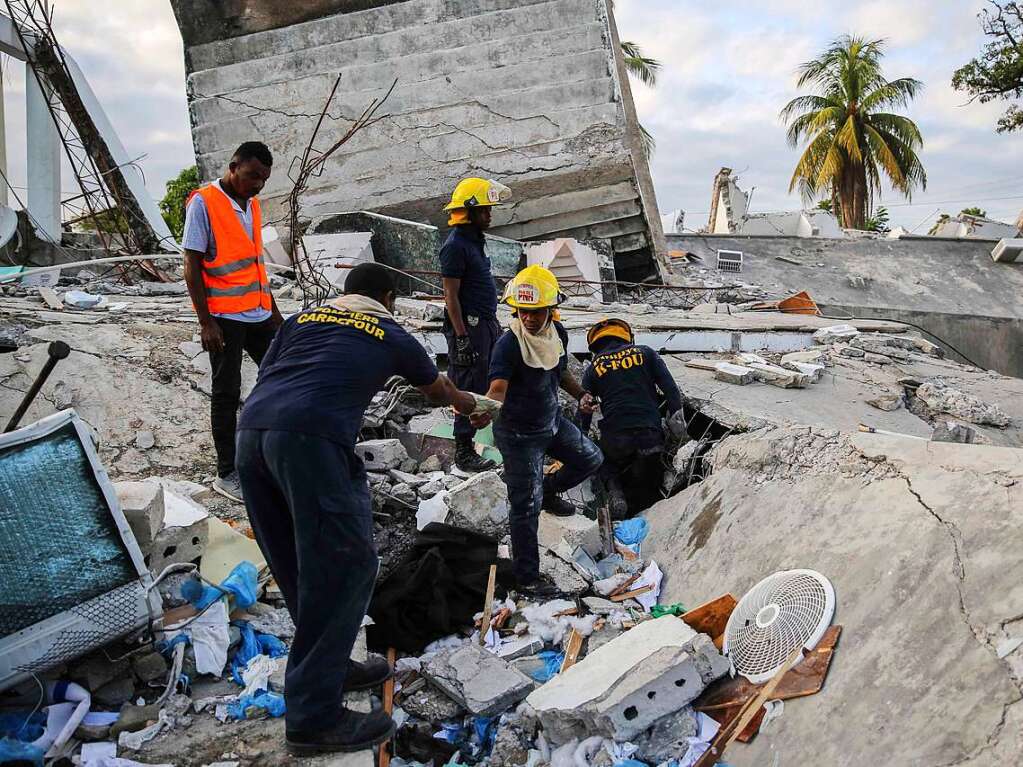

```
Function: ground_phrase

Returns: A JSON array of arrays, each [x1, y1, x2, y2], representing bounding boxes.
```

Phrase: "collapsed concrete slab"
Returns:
[[422, 643, 534, 717], [538, 513, 602, 558], [643, 427, 1023, 765], [172, 0, 666, 279], [525, 616, 729, 743], [114, 480, 165, 551]]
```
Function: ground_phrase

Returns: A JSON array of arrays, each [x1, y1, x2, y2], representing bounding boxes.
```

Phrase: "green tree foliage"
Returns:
[[960, 206, 988, 217], [781, 35, 927, 230], [864, 205, 891, 233], [159, 166, 200, 241], [816, 199, 834, 212], [952, 2, 1023, 133]]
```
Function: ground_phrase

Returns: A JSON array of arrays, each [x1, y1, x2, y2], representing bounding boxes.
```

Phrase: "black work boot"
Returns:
[[516, 575, 561, 600], [287, 708, 395, 755], [454, 438, 497, 473], [343, 655, 392, 692], [542, 476, 576, 517]]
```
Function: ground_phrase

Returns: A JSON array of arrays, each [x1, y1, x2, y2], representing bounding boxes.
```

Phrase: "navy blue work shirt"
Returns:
[[439, 225, 498, 320], [240, 305, 438, 447], [582, 338, 682, 434], [490, 322, 570, 434]]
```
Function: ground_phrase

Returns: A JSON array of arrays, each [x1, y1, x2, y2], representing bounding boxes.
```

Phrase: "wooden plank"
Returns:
[[597, 504, 615, 558], [378, 647, 397, 767], [693, 647, 802, 767], [608, 572, 642, 597], [681, 594, 737, 641], [560, 629, 584, 672], [478, 564, 498, 646], [609, 584, 654, 602], [38, 287, 63, 310], [614, 542, 639, 561], [696, 625, 842, 713]]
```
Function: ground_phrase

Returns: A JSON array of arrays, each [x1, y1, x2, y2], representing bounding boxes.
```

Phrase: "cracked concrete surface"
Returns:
[[645, 427, 1023, 766]]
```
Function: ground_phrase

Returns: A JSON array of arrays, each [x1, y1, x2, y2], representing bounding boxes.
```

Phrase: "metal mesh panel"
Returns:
[[0, 422, 137, 637]]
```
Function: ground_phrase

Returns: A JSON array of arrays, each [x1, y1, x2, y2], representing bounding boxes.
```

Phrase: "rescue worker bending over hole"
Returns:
[[235, 263, 478, 756], [471, 265, 603, 599], [439, 177, 511, 473], [581, 318, 682, 519]]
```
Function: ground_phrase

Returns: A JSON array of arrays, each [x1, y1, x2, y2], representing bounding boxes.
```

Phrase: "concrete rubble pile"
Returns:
[[4, 266, 1023, 766]]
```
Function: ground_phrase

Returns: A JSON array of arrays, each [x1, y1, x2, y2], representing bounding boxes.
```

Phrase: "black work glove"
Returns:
[[452, 335, 478, 367]]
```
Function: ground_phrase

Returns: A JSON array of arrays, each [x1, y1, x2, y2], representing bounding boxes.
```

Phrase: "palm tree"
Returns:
[[611, 2, 660, 157], [780, 35, 926, 230]]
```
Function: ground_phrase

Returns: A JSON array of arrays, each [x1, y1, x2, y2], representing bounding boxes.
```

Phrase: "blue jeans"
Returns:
[[236, 429, 378, 732], [494, 416, 603, 582]]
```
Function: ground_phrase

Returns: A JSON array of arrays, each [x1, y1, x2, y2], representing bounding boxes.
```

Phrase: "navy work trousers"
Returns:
[[236, 428, 378, 732], [209, 317, 277, 478], [444, 315, 501, 441], [600, 426, 666, 515], [494, 416, 603, 583]]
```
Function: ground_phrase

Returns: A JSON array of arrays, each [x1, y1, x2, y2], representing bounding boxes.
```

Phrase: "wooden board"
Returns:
[[696, 626, 843, 744], [680, 594, 737, 650], [478, 564, 498, 646], [560, 629, 584, 672], [378, 647, 397, 767], [609, 584, 654, 602]]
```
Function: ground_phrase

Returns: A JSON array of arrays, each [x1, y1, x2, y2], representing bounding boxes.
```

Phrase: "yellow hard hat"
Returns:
[[502, 264, 563, 310], [587, 317, 634, 349], [443, 177, 511, 211]]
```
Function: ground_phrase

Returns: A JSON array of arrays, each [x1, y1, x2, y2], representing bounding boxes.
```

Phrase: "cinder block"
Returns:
[[355, 439, 409, 471], [114, 480, 165, 552]]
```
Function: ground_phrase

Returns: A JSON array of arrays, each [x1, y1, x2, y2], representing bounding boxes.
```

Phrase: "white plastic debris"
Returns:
[[63, 290, 104, 309], [813, 324, 859, 343], [416, 490, 449, 530]]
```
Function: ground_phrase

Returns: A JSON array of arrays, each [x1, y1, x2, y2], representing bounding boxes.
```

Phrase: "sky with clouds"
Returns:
[[1, 0, 1019, 232]]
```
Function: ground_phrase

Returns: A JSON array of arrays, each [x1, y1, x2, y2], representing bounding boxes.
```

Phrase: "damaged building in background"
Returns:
[[170, 0, 666, 281]]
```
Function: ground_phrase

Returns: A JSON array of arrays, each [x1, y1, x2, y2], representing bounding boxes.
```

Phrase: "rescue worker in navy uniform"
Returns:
[[581, 318, 682, 518], [440, 177, 511, 473], [236, 263, 478, 756], [472, 265, 603, 598]]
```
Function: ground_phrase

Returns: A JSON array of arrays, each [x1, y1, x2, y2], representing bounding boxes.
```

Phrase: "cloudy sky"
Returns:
[[2, 0, 1020, 232]]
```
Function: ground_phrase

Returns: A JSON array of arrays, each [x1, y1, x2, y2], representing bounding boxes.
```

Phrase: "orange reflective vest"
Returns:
[[189, 184, 271, 314]]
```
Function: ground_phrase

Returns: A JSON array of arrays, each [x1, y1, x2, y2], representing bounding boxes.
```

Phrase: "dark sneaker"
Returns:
[[344, 655, 392, 692], [212, 471, 244, 503], [286, 708, 395, 755], [454, 442, 497, 473], [517, 576, 561, 600], [542, 493, 576, 517]]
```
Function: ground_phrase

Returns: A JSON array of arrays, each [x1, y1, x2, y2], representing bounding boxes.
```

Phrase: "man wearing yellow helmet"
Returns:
[[440, 177, 511, 473], [582, 318, 682, 518], [471, 265, 603, 598]]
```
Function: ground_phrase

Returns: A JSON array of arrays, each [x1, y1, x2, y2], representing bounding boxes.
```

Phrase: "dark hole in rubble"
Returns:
[[674, 678, 686, 687], [364, 450, 376, 462], [665, 398, 738, 497], [192, 537, 200, 546], [624, 706, 638, 720], [163, 546, 177, 558], [647, 691, 656, 699]]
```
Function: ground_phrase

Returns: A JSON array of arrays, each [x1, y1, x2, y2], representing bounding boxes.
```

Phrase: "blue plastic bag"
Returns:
[[183, 561, 260, 610], [529, 650, 565, 683], [0, 738, 44, 766], [230, 620, 289, 685], [614, 518, 648, 548], [226, 690, 286, 720]]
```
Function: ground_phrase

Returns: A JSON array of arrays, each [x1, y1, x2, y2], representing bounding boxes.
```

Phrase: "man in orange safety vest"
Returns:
[[182, 141, 284, 503]]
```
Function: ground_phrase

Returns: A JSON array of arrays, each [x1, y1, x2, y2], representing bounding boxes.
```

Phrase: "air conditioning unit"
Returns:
[[0, 409, 161, 692], [991, 238, 1022, 263], [716, 249, 743, 273]]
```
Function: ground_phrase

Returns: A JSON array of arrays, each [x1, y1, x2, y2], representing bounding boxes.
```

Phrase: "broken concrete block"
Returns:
[[395, 297, 446, 322], [781, 349, 825, 366], [355, 439, 409, 471], [864, 352, 892, 365], [916, 382, 1010, 427], [422, 643, 534, 717], [838, 346, 865, 358], [444, 471, 509, 537], [582, 596, 624, 615], [389, 483, 418, 507], [538, 513, 601, 558], [713, 362, 754, 385], [813, 324, 859, 343], [496, 636, 545, 661], [746, 362, 809, 388], [146, 490, 210, 574], [389, 469, 432, 488], [418, 478, 446, 499], [419, 454, 443, 473], [932, 420, 980, 444], [93, 677, 136, 708], [135, 430, 156, 450], [402, 684, 465, 721], [540, 548, 590, 595], [867, 394, 903, 412], [783, 360, 825, 381], [525, 616, 729, 743], [114, 480, 165, 552], [131, 651, 169, 683], [734, 352, 769, 366], [71, 653, 131, 692], [634, 705, 700, 765]]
